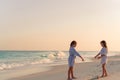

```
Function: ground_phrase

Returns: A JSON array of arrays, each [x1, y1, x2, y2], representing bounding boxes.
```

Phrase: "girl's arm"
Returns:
[[73, 49, 84, 61], [97, 55, 106, 59], [94, 53, 100, 59], [97, 56, 101, 59], [80, 56, 84, 61], [73, 48, 81, 57]]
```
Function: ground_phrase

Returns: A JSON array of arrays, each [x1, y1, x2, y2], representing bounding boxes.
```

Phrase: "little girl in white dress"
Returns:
[[95, 40, 108, 78], [99, 47, 108, 64]]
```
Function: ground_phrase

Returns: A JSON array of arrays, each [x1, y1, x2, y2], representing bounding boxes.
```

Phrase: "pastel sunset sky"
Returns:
[[0, 0, 120, 51]]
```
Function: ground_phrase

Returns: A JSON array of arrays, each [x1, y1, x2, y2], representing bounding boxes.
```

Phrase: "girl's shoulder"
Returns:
[[69, 47, 75, 51], [101, 47, 107, 50], [101, 47, 108, 53], [70, 47, 74, 49], [103, 47, 107, 50]]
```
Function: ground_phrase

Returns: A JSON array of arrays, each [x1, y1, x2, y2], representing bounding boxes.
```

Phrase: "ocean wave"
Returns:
[[0, 63, 24, 70], [56, 51, 66, 59], [48, 52, 56, 60], [31, 58, 53, 64], [0, 51, 119, 71]]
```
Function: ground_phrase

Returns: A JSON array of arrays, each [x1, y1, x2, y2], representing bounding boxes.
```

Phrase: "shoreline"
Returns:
[[0, 64, 52, 80]]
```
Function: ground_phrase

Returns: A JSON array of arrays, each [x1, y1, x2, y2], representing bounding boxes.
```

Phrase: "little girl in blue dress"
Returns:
[[67, 41, 84, 80]]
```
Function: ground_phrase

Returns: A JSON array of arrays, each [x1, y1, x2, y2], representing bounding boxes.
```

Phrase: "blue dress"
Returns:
[[68, 47, 80, 67]]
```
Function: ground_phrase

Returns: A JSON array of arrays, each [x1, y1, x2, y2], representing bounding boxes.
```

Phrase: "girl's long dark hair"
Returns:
[[101, 40, 107, 48], [70, 40, 77, 47]]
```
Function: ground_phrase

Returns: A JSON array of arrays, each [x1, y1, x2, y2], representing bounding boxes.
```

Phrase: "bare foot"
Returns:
[[104, 74, 108, 77], [97, 75, 104, 79], [97, 76, 100, 79], [67, 78, 71, 80], [100, 75, 104, 78], [72, 77, 77, 79]]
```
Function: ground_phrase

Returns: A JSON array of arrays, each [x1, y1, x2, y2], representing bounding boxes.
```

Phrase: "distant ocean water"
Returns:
[[0, 51, 119, 71]]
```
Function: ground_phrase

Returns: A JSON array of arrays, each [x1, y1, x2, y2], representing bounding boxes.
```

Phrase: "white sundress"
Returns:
[[99, 47, 108, 64]]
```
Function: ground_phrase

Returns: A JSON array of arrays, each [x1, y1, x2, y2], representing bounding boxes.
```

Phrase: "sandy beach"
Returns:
[[8, 55, 120, 80]]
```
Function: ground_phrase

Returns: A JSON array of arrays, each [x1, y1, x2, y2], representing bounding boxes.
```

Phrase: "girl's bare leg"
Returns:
[[102, 63, 108, 77], [71, 67, 77, 79], [101, 64, 105, 77], [68, 67, 72, 80], [103, 64, 108, 76]]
